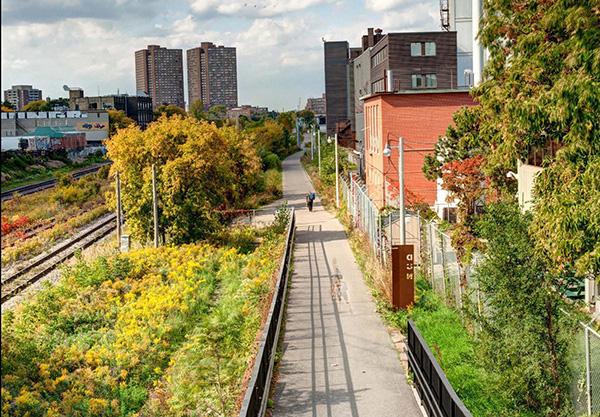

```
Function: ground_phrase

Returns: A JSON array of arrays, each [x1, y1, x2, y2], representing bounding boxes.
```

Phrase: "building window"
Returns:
[[371, 46, 388, 68], [425, 42, 436, 56], [372, 79, 385, 93], [411, 74, 423, 88], [425, 74, 437, 87], [443, 207, 457, 223], [410, 42, 422, 56]]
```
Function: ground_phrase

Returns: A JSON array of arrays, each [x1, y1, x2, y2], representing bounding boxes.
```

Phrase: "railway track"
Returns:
[[1, 213, 117, 304], [1, 162, 112, 201]]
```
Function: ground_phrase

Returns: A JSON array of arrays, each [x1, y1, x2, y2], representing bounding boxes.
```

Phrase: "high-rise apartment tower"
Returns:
[[135, 45, 185, 109], [4, 85, 43, 110], [187, 43, 238, 110]]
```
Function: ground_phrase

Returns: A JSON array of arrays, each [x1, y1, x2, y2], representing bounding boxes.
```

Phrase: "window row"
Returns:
[[371, 46, 388, 68]]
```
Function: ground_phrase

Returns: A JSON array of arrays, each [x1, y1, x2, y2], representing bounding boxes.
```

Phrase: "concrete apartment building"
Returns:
[[135, 45, 185, 109], [362, 90, 474, 212], [4, 85, 43, 110], [187, 43, 238, 110], [305, 94, 326, 115], [68, 89, 153, 129], [1, 110, 109, 144]]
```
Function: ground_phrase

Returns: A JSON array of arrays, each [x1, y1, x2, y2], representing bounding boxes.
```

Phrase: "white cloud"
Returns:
[[365, 0, 412, 12], [190, 0, 335, 18]]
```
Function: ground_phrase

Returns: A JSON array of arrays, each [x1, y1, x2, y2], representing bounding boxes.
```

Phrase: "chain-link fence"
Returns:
[[570, 315, 600, 416], [340, 174, 420, 265]]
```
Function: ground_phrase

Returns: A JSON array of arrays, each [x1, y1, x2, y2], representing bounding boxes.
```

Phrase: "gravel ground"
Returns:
[[1, 230, 117, 314]]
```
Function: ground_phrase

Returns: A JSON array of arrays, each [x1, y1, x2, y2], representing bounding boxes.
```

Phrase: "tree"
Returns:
[[107, 109, 136, 136], [21, 100, 51, 112], [246, 119, 285, 158], [472, 0, 600, 281], [276, 111, 295, 135], [1, 100, 15, 110], [105, 116, 261, 244], [153, 104, 187, 121], [297, 109, 315, 127], [208, 105, 227, 119], [475, 201, 575, 416], [190, 99, 206, 121]]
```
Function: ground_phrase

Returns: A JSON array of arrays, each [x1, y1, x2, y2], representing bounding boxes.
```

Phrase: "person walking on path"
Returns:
[[306, 190, 315, 212]]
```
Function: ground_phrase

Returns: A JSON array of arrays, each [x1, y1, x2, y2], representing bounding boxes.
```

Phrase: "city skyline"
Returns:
[[1, 0, 442, 111]]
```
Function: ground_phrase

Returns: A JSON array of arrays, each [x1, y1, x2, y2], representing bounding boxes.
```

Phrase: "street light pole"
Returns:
[[383, 135, 405, 245], [311, 128, 314, 160], [398, 136, 405, 245], [318, 129, 322, 176], [334, 133, 339, 208]]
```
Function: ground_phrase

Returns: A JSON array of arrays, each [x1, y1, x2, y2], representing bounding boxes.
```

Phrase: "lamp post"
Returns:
[[311, 128, 314, 160], [318, 128, 322, 176], [383, 136, 405, 245], [328, 133, 339, 208]]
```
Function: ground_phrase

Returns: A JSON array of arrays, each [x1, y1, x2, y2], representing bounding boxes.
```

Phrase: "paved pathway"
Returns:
[[272, 152, 421, 417]]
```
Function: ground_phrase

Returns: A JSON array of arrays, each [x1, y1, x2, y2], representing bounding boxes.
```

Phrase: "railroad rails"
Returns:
[[1, 162, 112, 202], [1, 213, 117, 304]]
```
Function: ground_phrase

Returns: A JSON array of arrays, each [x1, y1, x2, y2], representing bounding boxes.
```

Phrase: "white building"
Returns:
[[1, 110, 109, 143]]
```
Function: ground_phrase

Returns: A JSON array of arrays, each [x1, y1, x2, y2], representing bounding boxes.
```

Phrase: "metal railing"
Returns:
[[239, 208, 296, 417], [407, 319, 473, 417]]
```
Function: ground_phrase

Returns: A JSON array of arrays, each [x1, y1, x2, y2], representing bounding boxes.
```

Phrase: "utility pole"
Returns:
[[318, 128, 322, 176], [334, 133, 339, 209], [311, 129, 314, 160], [399, 136, 405, 245], [152, 164, 158, 248], [116, 171, 122, 246], [296, 117, 302, 149]]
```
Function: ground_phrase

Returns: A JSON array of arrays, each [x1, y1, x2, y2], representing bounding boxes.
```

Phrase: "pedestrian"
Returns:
[[306, 190, 315, 212]]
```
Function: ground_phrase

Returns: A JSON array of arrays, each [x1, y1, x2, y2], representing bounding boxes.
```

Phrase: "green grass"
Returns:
[[385, 279, 508, 415], [1, 152, 107, 191]]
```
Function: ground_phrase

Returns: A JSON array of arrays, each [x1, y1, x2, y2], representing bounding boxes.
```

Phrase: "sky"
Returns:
[[1, 0, 442, 111]]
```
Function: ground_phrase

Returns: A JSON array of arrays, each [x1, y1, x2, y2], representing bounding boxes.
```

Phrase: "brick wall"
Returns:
[[364, 91, 475, 208]]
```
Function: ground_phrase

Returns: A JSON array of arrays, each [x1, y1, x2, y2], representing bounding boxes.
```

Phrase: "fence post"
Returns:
[[586, 326, 592, 415]]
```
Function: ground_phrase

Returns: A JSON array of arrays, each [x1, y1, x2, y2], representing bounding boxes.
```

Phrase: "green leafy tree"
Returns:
[[208, 105, 227, 119], [472, 0, 600, 282], [475, 201, 576, 416], [107, 109, 136, 136], [21, 100, 51, 112], [153, 104, 187, 121], [2, 100, 15, 110], [190, 99, 206, 121], [297, 109, 315, 127]]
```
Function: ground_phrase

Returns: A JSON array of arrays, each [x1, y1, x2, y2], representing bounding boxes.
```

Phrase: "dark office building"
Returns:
[[187, 43, 238, 110], [69, 90, 153, 129], [135, 45, 185, 109], [324, 41, 351, 134], [369, 32, 458, 93]]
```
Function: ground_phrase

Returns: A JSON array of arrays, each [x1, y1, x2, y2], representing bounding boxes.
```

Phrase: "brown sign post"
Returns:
[[392, 244, 415, 310]]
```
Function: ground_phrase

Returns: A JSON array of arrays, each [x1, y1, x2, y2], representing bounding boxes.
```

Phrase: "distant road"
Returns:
[[1, 162, 113, 202]]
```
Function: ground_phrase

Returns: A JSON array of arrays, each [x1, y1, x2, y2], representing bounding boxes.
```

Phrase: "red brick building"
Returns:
[[363, 90, 475, 209]]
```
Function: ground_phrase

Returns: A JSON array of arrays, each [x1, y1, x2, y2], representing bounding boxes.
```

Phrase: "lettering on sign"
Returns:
[[391, 245, 415, 310]]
